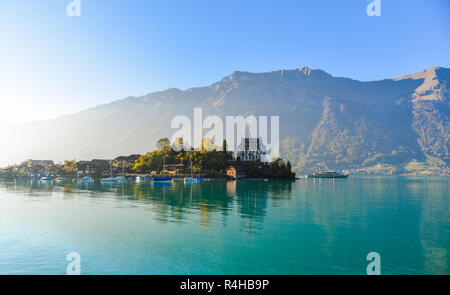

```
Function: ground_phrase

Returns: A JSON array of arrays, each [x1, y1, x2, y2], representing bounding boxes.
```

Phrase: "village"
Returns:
[[0, 137, 296, 181]]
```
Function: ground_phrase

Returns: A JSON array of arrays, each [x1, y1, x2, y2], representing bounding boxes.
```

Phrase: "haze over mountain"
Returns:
[[2, 66, 449, 173]]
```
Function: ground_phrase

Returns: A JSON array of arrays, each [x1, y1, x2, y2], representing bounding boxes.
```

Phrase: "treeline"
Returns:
[[133, 138, 232, 177], [132, 137, 295, 179], [245, 158, 296, 179]]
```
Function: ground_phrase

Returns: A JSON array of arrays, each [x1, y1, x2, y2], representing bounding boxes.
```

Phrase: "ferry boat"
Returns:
[[307, 171, 348, 178]]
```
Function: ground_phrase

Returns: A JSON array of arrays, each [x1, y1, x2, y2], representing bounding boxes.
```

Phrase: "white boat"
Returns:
[[101, 177, 117, 183], [184, 159, 203, 183], [101, 161, 123, 183], [184, 177, 203, 183], [307, 171, 348, 178]]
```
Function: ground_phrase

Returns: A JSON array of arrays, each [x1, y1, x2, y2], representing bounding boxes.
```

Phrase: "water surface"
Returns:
[[0, 176, 448, 274]]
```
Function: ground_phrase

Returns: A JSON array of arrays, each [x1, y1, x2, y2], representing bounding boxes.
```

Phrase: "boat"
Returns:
[[80, 176, 92, 182], [135, 176, 150, 182], [55, 177, 65, 182], [152, 177, 172, 184], [40, 176, 52, 181], [101, 177, 117, 183], [114, 162, 127, 182], [101, 161, 117, 183], [114, 176, 126, 182], [184, 177, 203, 183], [306, 171, 348, 178], [184, 159, 203, 183], [152, 154, 172, 184]]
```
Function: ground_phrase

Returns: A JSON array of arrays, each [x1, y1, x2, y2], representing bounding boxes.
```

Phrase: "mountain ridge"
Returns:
[[2, 66, 449, 174]]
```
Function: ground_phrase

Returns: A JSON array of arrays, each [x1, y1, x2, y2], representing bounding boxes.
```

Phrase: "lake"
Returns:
[[0, 176, 448, 274]]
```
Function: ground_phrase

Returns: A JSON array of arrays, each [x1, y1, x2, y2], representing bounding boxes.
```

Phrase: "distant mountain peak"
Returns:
[[394, 66, 447, 81], [298, 66, 312, 75], [221, 66, 331, 84]]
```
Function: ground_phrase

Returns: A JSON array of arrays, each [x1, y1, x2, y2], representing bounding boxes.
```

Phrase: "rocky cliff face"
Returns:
[[2, 66, 449, 173]]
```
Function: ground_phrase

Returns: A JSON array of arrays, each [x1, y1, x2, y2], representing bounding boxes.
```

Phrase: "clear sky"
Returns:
[[0, 0, 449, 125]]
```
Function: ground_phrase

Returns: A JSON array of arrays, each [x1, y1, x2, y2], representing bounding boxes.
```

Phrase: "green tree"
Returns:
[[173, 137, 186, 151], [156, 137, 171, 154], [64, 160, 77, 174]]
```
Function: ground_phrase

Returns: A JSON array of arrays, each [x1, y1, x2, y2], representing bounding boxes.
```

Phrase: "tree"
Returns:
[[173, 137, 185, 151], [286, 161, 292, 172], [156, 137, 171, 153], [64, 160, 77, 174], [132, 151, 164, 173], [200, 138, 217, 153], [222, 140, 227, 152], [185, 150, 202, 174]]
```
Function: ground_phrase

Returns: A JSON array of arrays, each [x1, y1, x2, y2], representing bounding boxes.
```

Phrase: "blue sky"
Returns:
[[0, 0, 449, 125]]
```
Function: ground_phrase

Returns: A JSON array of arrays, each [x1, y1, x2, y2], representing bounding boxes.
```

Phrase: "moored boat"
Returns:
[[101, 177, 117, 183], [153, 154, 172, 184], [184, 159, 203, 183], [80, 176, 93, 182], [101, 161, 122, 183], [152, 177, 172, 184], [184, 177, 203, 183], [114, 176, 126, 182]]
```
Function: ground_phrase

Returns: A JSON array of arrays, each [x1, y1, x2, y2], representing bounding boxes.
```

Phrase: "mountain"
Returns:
[[2, 66, 449, 173]]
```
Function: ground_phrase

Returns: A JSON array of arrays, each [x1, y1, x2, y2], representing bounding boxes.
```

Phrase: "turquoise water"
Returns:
[[0, 176, 448, 275]]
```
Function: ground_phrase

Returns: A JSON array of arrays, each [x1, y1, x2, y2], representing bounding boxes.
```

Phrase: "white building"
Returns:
[[235, 138, 266, 162]]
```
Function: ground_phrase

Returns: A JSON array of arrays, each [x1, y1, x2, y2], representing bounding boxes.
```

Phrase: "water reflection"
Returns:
[[0, 176, 448, 274], [1, 179, 295, 229], [417, 178, 449, 274]]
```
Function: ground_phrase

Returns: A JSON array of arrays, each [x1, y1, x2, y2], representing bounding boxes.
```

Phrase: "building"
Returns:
[[163, 164, 184, 175], [235, 138, 266, 162], [114, 154, 141, 174], [76, 161, 92, 175], [19, 159, 55, 176], [226, 165, 247, 180], [90, 159, 112, 177], [114, 154, 141, 166]]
